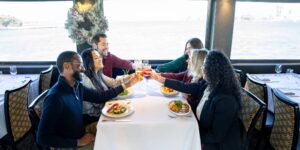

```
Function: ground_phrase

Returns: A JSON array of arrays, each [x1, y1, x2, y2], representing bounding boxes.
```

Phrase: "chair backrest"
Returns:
[[4, 80, 32, 143], [234, 69, 246, 87], [240, 88, 266, 133], [269, 88, 299, 150], [240, 88, 266, 149], [39, 65, 53, 94], [28, 90, 49, 131], [244, 74, 268, 130]]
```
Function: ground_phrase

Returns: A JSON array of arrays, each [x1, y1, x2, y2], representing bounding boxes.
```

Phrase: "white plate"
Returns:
[[116, 88, 134, 99], [102, 102, 134, 118], [168, 100, 191, 116], [160, 86, 179, 97]]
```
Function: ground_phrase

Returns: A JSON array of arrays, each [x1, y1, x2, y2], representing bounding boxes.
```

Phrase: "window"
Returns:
[[231, 2, 300, 59], [0, 1, 75, 61], [104, 0, 207, 60], [0, 0, 207, 61]]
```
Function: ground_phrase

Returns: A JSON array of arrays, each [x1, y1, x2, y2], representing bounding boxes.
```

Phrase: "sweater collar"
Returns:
[[58, 75, 80, 92]]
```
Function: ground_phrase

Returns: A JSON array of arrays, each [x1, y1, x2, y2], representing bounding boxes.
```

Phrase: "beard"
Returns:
[[101, 50, 108, 57], [73, 71, 83, 82]]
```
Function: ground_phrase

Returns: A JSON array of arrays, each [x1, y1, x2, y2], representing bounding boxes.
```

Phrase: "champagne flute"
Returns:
[[275, 64, 282, 74]]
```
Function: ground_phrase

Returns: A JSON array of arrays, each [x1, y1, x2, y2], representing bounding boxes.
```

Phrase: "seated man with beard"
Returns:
[[37, 51, 139, 149]]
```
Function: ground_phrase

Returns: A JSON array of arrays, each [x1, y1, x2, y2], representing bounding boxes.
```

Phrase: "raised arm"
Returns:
[[155, 54, 187, 73], [164, 78, 200, 96]]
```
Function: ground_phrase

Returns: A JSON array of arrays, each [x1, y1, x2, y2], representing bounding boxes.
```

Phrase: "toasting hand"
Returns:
[[123, 73, 142, 89], [146, 71, 166, 84]]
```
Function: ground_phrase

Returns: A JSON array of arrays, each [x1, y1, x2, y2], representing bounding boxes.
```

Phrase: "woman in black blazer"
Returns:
[[150, 50, 245, 150]]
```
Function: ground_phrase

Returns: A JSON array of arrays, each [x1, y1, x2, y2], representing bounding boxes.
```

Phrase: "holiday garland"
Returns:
[[65, 1, 108, 44]]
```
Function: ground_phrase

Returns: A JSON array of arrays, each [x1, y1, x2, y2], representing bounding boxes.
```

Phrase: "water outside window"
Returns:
[[0, 0, 207, 61]]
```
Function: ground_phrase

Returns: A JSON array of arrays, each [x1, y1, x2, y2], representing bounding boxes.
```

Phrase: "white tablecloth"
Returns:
[[0, 74, 39, 139], [249, 73, 300, 112], [94, 80, 201, 150]]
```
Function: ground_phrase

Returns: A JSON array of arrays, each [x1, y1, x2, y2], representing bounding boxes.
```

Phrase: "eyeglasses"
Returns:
[[71, 62, 85, 69], [185, 47, 192, 51]]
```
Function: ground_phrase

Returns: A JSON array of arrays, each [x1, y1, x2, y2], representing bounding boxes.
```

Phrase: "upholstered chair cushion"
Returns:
[[7, 84, 32, 142], [40, 69, 53, 93], [245, 78, 265, 101], [270, 96, 295, 150], [245, 78, 265, 130], [240, 90, 260, 132]]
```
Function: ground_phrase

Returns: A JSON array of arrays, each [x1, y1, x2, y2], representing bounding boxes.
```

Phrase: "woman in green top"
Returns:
[[155, 37, 204, 73]]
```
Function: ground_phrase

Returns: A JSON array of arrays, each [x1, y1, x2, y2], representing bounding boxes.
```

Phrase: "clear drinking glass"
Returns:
[[286, 68, 294, 73], [275, 64, 282, 74], [9, 65, 17, 76]]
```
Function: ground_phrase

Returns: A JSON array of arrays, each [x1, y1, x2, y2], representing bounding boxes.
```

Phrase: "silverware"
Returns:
[[168, 115, 192, 119], [102, 119, 131, 122]]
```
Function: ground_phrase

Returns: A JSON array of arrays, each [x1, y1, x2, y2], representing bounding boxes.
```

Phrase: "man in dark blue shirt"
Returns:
[[37, 51, 139, 149]]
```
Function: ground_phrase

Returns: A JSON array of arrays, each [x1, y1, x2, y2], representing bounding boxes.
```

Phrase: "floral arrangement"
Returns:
[[65, 0, 108, 44]]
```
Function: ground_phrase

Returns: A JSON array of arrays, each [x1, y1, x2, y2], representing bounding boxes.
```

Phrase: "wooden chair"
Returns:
[[240, 88, 266, 150], [2, 80, 36, 150], [39, 65, 53, 94], [245, 74, 274, 149], [269, 88, 300, 150]]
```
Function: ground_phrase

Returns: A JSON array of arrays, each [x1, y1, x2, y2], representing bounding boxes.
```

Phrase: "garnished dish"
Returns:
[[161, 86, 178, 97], [107, 103, 127, 115], [102, 102, 134, 118], [168, 100, 191, 116], [116, 88, 133, 99]]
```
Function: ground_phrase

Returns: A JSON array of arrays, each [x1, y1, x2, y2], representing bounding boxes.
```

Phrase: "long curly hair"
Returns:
[[203, 50, 241, 104]]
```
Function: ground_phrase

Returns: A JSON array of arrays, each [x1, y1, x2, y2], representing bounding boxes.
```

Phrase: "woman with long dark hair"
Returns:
[[81, 48, 137, 123], [155, 37, 204, 73], [149, 50, 244, 149], [199, 50, 244, 149]]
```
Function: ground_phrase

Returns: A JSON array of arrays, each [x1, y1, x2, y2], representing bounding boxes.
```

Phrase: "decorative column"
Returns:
[[205, 0, 236, 57]]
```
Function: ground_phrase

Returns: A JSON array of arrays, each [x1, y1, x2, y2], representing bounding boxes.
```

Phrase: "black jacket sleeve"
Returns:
[[82, 85, 124, 103], [164, 78, 207, 98]]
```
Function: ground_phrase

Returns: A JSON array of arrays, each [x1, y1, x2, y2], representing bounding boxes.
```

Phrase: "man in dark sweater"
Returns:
[[37, 51, 139, 149], [92, 33, 134, 77]]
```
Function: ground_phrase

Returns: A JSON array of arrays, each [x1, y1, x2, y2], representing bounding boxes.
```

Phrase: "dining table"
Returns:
[[0, 74, 39, 139], [248, 73, 300, 112], [94, 79, 201, 150]]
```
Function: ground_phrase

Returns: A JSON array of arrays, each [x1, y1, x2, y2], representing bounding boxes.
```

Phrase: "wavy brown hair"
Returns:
[[203, 50, 241, 105]]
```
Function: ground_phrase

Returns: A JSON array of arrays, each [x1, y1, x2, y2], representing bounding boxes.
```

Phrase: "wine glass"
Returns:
[[9, 65, 17, 76], [275, 64, 282, 74], [286, 68, 294, 82]]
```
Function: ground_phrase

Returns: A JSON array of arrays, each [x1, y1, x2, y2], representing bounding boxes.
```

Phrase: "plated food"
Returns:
[[107, 103, 127, 115], [116, 88, 133, 99], [161, 86, 178, 97], [102, 102, 134, 118], [168, 100, 191, 116]]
